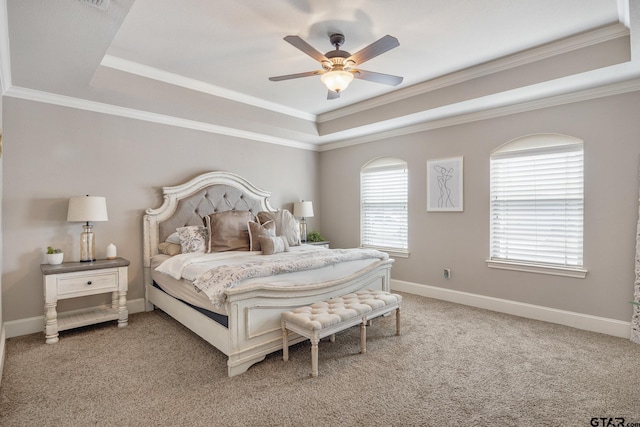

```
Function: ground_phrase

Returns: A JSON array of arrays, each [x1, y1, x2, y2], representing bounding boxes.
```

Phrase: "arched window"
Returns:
[[361, 157, 408, 256], [488, 134, 586, 277]]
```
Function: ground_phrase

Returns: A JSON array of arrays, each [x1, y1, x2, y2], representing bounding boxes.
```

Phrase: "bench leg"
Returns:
[[360, 321, 367, 354], [330, 333, 335, 343], [282, 321, 289, 362], [311, 335, 319, 378], [396, 307, 401, 336]]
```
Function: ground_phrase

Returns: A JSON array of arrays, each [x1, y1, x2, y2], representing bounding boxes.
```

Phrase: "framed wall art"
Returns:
[[427, 156, 463, 212]]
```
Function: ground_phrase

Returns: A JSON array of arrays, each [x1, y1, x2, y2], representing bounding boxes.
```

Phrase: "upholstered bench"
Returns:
[[281, 289, 402, 377]]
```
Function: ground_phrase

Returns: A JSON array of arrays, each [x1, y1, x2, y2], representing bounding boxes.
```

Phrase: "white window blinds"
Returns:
[[490, 143, 584, 268], [361, 161, 408, 252]]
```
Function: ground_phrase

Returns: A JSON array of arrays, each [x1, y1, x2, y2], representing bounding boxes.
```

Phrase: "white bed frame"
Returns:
[[143, 171, 393, 376]]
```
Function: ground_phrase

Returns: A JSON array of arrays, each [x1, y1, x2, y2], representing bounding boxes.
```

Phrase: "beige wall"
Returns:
[[319, 92, 640, 322], [1, 97, 319, 322], [2, 92, 639, 327]]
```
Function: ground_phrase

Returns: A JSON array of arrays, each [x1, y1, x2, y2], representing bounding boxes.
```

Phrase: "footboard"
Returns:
[[223, 259, 393, 376]]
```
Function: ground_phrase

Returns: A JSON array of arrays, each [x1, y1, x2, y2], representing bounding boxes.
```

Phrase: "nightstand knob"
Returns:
[[87, 281, 92, 285]]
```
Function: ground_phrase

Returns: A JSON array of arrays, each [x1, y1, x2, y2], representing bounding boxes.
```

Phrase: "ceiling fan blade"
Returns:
[[347, 35, 399, 65], [269, 70, 324, 81], [283, 35, 329, 63], [327, 90, 340, 100], [352, 69, 403, 86]]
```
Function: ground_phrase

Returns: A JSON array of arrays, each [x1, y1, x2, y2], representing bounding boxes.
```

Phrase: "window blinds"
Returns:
[[490, 144, 583, 267], [361, 165, 408, 251]]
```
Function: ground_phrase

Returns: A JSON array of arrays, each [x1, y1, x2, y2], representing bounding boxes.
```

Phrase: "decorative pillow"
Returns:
[[158, 242, 182, 256], [176, 225, 208, 254], [259, 235, 289, 255], [204, 210, 252, 253], [248, 220, 276, 251], [256, 210, 300, 246], [165, 232, 181, 244]]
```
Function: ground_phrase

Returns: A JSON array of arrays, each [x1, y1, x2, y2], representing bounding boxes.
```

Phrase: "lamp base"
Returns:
[[80, 224, 96, 262], [299, 220, 308, 243]]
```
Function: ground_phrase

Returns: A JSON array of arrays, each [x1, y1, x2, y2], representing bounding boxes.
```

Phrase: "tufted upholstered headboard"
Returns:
[[158, 185, 267, 242], [142, 171, 277, 287]]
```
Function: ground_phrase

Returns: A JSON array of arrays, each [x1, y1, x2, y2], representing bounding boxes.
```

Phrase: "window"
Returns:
[[361, 157, 408, 257], [488, 134, 586, 278]]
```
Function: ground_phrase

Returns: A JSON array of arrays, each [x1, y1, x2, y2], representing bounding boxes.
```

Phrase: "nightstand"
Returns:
[[40, 257, 130, 344], [304, 241, 330, 249]]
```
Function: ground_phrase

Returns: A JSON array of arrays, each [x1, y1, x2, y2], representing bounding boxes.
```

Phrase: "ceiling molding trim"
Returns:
[[100, 55, 317, 122], [5, 86, 319, 152], [0, 0, 12, 94], [317, 23, 629, 124], [618, 0, 630, 27], [318, 77, 640, 152]]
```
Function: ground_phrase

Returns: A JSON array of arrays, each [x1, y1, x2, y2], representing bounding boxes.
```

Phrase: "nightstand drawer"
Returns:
[[56, 270, 118, 298]]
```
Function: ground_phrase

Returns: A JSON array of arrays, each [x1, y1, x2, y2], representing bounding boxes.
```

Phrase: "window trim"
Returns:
[[361, 245, 410, 258], [360, 157, 409, 255], [486, 259, 587, 278], [487, 134, 587, 278]]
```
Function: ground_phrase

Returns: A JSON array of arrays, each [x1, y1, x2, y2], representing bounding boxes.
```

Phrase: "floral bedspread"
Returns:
[[190, 248, 388, 308]]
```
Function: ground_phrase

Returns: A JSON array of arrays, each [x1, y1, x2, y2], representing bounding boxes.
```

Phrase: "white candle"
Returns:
[[106, 243, 117, 259]]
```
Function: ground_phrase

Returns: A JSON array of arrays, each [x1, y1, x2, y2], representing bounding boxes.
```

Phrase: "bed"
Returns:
[[143, 171, 394, 376]]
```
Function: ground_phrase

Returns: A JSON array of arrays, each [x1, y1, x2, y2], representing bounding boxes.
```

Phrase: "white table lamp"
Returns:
[[293, 200, 314, 243], [67, 195, 108, 262]]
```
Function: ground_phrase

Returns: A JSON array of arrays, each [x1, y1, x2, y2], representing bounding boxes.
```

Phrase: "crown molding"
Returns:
[[0, 0, 12, 94], [318, 75, 640, 152], [6, 55, 640, 154], [4, 86, 319, 151], [618, 0, 630, 27], [6, 69, 640, 155], [317, 23, 630, 124], [100, 55, 317, 123]]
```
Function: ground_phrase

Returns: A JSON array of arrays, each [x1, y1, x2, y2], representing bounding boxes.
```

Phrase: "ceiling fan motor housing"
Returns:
[[329, 33, 346, 48], [325, 34, 353, 70]]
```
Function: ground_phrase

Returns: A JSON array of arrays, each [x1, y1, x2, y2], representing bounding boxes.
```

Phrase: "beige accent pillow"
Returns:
[[204, 210, 252, 253], [158, 241, 182, 256], [259, 235, 289, 255], [256, 210, 300, 246], [248, 220, 276, 251]]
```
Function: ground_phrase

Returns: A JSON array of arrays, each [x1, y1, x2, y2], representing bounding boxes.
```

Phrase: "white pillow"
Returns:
[[256, 210, 300, 246], [166, 232, 181, 244], [259, 235, 289, 255]]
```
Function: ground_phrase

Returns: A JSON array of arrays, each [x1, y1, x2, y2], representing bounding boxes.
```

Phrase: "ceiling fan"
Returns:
[[269, 33, 403, 100]]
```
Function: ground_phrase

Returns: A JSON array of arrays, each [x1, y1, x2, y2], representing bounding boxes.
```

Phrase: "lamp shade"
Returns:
[[320, 70, 354, 93], [67, 196, 108, 222], [293, 201, 314, 218]]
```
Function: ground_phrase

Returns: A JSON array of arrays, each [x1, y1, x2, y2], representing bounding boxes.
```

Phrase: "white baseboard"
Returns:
[[5, 290, 631, 340], [4, 298, 147, 339], [391, 280, 631, 339], [0, 325, 6, 386]]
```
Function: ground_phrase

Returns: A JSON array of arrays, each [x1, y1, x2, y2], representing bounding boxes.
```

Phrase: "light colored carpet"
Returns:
[[1, 293, 639, 426]]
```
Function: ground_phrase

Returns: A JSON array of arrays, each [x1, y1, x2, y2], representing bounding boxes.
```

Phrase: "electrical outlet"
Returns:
[[444, 268, 451, 279]]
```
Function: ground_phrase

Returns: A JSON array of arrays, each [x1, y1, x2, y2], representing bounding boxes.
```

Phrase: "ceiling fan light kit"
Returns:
[[269, 32, 403, 100], [321, 69, 354, 93]]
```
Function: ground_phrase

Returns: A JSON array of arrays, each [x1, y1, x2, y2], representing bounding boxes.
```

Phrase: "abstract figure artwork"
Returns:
[[427, 156, 463, 212]]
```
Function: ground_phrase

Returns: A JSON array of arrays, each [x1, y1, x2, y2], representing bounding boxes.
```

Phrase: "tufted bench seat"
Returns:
[[281, 289, 402, 377]]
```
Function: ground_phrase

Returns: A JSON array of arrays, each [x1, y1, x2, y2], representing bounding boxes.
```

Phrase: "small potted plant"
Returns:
[[46, 246, 64, 265], [306, 230, 325, 243]]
